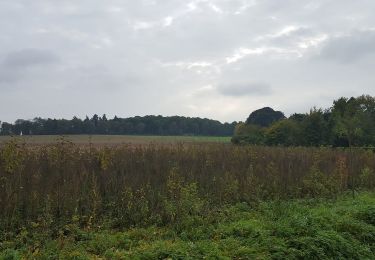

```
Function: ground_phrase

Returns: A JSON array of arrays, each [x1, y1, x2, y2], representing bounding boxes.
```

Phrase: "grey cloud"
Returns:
[[3, 48, 60, 68], [218, 82, 272, 96], [0, 69, 18, 83], [0, 49, 60, 85], [318, 30, 375, 63], [0, 0, 375, 123]]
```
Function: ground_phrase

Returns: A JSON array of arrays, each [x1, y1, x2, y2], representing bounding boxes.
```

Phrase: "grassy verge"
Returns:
[[1, 192, 374, 259]]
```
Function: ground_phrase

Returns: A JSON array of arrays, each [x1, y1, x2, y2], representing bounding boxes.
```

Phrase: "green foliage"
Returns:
[[0, 140, 25, 174], [2, 193, 374, 259], [231, 123, 265, 145], [265, 119, 301, 146], [302, 164, 339, 198], [163, 169, 206, 232], [359, 167, 375, 190], [246, 107, 286, 127], [301, 108, 331, 146], [112, 186, 153, 228], [355, 206, 375, 226], [0, 115, 236, 136], [0, 249, 21, 260], [234, 95, 375, 147]]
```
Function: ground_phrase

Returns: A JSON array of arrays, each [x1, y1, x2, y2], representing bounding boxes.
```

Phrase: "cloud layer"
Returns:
[[0, 0, 374, 122]]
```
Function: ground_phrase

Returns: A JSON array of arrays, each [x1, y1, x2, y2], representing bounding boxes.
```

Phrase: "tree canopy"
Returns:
[[232, 95, 375, 147], [0, 115, 236, 137], [245, 107, 286, 127]]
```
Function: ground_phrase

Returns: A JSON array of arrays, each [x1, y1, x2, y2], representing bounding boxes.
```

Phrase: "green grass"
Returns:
[[0, 135, 231, 145], [1, 192, 374, 259]]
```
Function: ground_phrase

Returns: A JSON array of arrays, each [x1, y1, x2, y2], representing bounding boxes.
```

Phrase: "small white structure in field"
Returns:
[[20, 131, 23, 136]]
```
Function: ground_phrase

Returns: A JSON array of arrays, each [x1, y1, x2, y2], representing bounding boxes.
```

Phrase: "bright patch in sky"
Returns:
[[0, 0, 374, 123]]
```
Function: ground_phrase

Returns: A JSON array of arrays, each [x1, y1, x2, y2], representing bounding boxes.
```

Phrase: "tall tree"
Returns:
[[246, 107, 285, 127]]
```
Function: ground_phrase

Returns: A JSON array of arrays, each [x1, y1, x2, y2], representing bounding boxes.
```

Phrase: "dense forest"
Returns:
[[0, 115, 236, 136], [233, 95, 375, 147]]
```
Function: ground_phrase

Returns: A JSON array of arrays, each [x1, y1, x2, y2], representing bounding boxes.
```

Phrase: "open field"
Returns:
[[0, 135, 231, 146], [0, 142, 374, 258]]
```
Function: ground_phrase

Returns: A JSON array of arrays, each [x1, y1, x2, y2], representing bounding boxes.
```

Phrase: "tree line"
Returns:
[[232, 95, 375, 147], [0, 115, 236, 136], [1, 94, 374, 144]]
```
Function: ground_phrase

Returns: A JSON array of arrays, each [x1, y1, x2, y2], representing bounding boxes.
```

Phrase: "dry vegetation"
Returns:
[[1, 140, 374, 230], [0, 139, 374, 258]]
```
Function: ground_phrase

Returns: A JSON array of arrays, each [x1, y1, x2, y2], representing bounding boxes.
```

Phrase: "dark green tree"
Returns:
[[265, 119, 301, 146], [246, 107, 285, 127]]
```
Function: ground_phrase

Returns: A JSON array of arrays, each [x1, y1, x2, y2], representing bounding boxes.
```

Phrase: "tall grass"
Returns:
[[0, 140, 374, 232]]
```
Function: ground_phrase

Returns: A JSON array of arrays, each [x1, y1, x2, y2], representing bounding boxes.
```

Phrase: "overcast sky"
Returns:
[[1, 0, 375, 123]]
